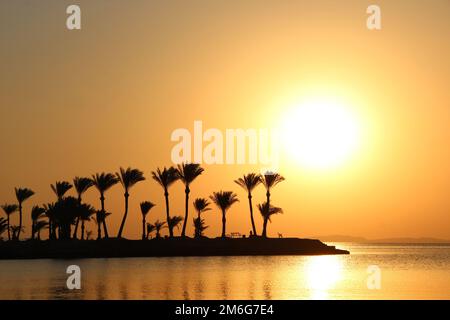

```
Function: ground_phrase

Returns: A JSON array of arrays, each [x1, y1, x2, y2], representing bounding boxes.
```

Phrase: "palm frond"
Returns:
[[176, 163, 204, 185], [92, 172, 119, 193], [193, 198, 211, 214], [140, 201, 156, 216], [151, 167, 179, 189], [210, 191, 239, 211], [73, 177, 94, 197], [116, 167, 145, 191], [260, 172, 285, 190], [234, 173, 262, 192], [1, 204, 18, 216], [15, 187, 35, 204], [50, 181, 73, 199]]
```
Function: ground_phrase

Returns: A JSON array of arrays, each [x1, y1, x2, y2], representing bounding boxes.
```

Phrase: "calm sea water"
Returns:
[[0, 243, 449, 300]]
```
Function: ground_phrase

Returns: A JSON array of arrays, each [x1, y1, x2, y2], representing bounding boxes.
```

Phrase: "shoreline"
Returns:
[[0, 237, 349, 260]]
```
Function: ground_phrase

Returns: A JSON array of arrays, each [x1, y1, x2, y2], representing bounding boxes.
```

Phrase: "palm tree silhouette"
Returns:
[[10, 225, 24, 241], [0, 217, 9, 239], [177, 163, 204, 237], [30, 205, 46, 240], [50, 181, 73, 200], [193, 217, 208, 238], [234, 173, 261, 236], [168, 215, 184, 236], [140, 201, 155, 240], [34, 220, 48, 240], [44, 203, 57, 240], [260, 172, 285, 208], [79, 204, 95, 240], [94, 210, 112, 240], [15, 187, 35, 240], [257, 202, 283, 238], [193, 198, 211, 219], [72, 177, 94, 239], [151, 167, 179, 238], [146, 223, 156, 239], [92, 173, 119, 239], [210, 191, 239, 238], [1, 204, 18, 241], [116, 167, 146, 238], [153, 220, 166, 239], [50, 197, 83, 240]]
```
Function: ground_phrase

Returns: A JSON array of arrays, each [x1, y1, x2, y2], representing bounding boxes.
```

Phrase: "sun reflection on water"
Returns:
[[304, 256, 344, 299]]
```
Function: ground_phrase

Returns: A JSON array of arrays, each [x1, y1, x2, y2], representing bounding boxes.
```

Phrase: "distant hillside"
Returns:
[[314, 235, 450, 243]]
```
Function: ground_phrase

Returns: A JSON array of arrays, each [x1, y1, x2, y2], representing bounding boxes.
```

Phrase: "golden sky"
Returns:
[[1, 0, 449, 239]]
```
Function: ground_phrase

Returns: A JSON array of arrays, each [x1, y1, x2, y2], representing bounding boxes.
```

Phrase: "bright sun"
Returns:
[[280, 97, 360, 170]]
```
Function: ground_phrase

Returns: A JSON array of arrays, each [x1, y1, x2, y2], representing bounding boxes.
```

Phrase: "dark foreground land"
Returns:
[[0, 238, 349, 260]]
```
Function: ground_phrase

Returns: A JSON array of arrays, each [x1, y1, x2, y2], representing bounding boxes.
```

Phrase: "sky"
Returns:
[[0, 0, 449, 240]]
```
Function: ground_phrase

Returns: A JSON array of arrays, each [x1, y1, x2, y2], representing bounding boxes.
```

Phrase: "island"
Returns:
[[0, 237, 349, 260]]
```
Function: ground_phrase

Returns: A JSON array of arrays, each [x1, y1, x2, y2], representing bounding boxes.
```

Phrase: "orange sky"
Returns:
[[1, 0, 449, 240]]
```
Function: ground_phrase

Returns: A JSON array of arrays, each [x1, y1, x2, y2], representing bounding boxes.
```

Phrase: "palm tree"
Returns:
[[34, 220, 48, 240], [260, 172, 285, 208], [193, 198, 211, 219], [140, 201, 155, 240], [168, 215, 184, 236], [116, 167, 146, 238], [78, 203, 96, 240], [51, 181, 73, 200], [151, 167, 179, 237], [0, 217, 8, 239], [210, 191, 239, 238], [92, 173, 119, 239], [30, 205, 46, 240], [15, 187, 35, 240], [44, 203, 57, 240], [193, 217, 208, 238], [146, 223, 156, 239], [50, 197, 84, 240], [72, 177, 94, 239], [234, 173, 261, 236], [1, 204, 18, 241], [153, 220, 166, 239], [177, 163, 204, 237], [94, 210, 112, 240], [10, 225, 24, 241], [257, 202, 283, 238]]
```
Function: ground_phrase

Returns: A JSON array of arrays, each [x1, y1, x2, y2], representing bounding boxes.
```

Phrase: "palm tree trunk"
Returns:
[[117, 192, 129, 238], [81, 220, 85, 240], [100, 195, 109, 239], [7, 215, 10, 241], [18, 204, 22, 240], [142, 216, 146, 240], [48, 220, 52, 240], [181, 186, 190, 237], [262, 217, 268, 238], [248, 192, 257, 236], [73, 195, 82, 239], [221, 209, 226, 238], [97, 220, 102, 240], [73, 218, 80, 239], [31, 220, 35, 240], [164, 189, 173, 238]]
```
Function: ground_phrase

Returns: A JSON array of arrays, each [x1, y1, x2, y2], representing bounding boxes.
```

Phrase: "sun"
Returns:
[[279, 97, 360, 170]]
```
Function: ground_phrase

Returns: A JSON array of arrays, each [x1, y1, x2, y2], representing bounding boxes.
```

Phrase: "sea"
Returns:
[[0, 243, 449, 299]]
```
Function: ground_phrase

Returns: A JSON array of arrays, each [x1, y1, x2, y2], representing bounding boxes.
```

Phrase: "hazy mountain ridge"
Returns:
[[314, 235, 450, 243]]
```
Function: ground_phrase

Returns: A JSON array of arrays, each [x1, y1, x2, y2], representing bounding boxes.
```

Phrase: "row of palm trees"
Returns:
[[0, 164, 285, 241]]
